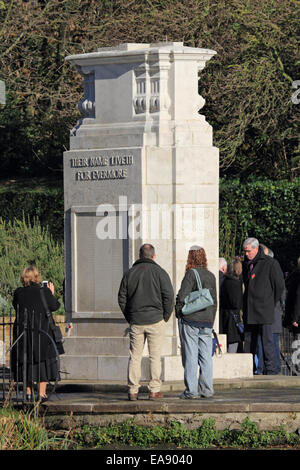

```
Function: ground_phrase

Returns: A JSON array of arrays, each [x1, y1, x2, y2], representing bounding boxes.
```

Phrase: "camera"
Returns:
[[42, 281, 48, 288]]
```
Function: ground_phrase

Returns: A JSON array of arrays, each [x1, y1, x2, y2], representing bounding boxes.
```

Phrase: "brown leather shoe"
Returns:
[[149, 391, 164, 400], [128, 393, 138, 401]]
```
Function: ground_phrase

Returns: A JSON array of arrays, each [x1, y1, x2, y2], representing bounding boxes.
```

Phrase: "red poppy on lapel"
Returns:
[[251, 273, 255, 279]]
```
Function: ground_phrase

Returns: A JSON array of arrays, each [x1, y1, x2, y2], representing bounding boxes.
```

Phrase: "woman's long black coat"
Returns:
[[220, 274, 243, 344], [284, 268, 300, 332], [11, 283, 60, 367]]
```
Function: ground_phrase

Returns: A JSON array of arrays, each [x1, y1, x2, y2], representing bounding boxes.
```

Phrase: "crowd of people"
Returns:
[[219, 238, 300, 376], [118, 238, 300, 401], [11, 237, 300, 402]]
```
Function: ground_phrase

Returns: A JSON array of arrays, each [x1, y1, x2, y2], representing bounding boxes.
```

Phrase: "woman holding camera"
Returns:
[[11, 266, 61, 401]]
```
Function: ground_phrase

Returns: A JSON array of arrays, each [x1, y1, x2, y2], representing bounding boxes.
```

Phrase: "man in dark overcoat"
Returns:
[[242, 237, 285, 375]]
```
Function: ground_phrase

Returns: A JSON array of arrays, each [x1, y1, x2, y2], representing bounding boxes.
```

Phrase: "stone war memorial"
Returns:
[[62, 42, 252, 382]]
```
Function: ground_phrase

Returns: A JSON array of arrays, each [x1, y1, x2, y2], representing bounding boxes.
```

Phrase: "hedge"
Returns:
[[0, 178, 64, 241], [219, 177, 300, 271]]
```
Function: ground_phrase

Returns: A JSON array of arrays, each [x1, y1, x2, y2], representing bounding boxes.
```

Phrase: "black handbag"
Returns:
[[40, 288, 65, 355]]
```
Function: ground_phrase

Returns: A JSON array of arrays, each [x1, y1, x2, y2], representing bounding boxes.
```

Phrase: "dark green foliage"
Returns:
[[219, 177, 300, 271], [0, 179, 64, 241], [0, 0, 299, 180]]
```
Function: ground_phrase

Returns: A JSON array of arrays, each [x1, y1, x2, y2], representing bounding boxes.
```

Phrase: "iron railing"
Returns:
[[0, 306, 60, 407], [280, 327, 300, 376]]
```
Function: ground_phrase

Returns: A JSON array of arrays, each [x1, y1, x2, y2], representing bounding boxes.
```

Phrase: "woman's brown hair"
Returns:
[[227, 259, 242, 278], [20, 266, 42, 287], [185, 247, 208, 272]]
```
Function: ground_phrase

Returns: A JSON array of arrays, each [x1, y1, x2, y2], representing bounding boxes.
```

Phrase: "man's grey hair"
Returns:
[[268, 248, 274, 258], [139, 243, 155, 259], [219, 257, 227, 270], [243, 237, 259, 249]]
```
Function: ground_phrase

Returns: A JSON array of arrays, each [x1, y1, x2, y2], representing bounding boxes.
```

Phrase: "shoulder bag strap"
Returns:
[[192, 268, 203, 291]]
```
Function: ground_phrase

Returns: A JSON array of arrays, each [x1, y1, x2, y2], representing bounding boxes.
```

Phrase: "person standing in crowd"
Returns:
[[284, 257, 300, 335], [220, 259, 244, 353], [11, 266, 61, 401], [255, 245, 285, 374], [218, 257, 227, 334], [219, 258, 227, 289], [118, 244, 174, 401], [283, 257, 300, 373], [242, 238, 285, 375], [175, 246, 217, 399]]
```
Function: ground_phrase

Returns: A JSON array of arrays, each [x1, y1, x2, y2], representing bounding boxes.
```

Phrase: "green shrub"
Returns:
[[0, 216, 64, 312]]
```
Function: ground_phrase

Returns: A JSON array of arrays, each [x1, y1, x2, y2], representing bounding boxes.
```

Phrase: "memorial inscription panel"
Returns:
[[64, 148, 142, 209], [72, 208, 129, 317]]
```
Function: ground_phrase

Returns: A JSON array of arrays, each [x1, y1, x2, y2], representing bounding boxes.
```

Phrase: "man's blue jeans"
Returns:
[[178, 319, 214, 398]]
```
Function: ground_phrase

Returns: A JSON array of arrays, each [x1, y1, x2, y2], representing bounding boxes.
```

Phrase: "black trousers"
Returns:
[[244, 324, 278, 375]]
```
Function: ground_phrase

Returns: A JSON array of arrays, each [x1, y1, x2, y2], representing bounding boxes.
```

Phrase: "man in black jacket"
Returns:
[[242, 237, 285, 375], [118, 244, 174, 401]]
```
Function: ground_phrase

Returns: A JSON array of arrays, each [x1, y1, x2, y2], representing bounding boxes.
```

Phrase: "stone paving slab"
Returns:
[[43, 383, 300, 414]]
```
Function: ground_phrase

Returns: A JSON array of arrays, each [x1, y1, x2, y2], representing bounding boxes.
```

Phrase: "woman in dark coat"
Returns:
[[220, 259, 244, 353], [11, 266, 61, 400], [284, 259, 300, 333]]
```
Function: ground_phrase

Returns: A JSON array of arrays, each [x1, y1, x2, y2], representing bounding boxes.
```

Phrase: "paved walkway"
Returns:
[[39, 376, 300, 431]]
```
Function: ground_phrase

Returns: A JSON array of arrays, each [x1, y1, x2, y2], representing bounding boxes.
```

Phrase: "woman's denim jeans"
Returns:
[[178, 319, 214, 398]]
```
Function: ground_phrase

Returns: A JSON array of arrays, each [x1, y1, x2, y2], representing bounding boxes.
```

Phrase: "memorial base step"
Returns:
[[60, 353, 253, 381]]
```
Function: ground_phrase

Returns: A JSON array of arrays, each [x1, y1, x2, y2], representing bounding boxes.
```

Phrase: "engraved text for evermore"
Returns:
[[70, 154, 134, 181]]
